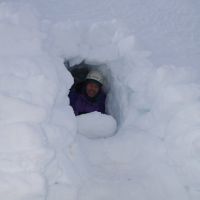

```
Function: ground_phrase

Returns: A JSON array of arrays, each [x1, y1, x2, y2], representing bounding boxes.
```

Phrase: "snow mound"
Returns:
[[1, 1, 200, 200], [77, 112, 117, 139]]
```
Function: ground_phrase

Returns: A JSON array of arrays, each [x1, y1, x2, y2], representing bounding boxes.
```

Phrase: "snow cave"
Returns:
[[64, 59, 117, 138], [1, 1, 200, 200]]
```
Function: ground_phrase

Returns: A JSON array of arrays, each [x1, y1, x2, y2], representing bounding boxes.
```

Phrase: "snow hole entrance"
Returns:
[[64, 58, 127, 138], [58, 21, 143, 138]]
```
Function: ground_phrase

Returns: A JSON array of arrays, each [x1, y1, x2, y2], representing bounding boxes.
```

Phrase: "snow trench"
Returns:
[[1, 2, 200, 200]]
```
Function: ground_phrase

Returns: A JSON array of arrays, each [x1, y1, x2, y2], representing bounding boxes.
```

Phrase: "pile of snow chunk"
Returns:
[[0, 2, 80, 200], [77, 112, 117, 139]]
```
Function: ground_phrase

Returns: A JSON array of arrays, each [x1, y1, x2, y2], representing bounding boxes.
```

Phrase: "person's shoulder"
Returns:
[[69, 87, 81, 102], [99, 90, 106, 101], [102, 89, 107, 97], [69, 88, 77, 95]]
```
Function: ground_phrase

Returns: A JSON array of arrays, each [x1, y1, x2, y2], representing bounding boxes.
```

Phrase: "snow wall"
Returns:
[[1, 1, 200, 200]]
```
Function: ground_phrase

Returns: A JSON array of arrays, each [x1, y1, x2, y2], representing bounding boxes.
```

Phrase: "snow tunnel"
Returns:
[[64, 58, 120, 138], [64, 60, 110, 111], [2, 2, 200, 200], [59, 19, 155, 136]]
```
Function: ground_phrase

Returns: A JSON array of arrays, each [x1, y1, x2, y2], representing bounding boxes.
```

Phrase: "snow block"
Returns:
[[76, 112, 117, 139], [0, 94, 47, 123], [0, 171, 45, 200], [0, 123, 46, 152]]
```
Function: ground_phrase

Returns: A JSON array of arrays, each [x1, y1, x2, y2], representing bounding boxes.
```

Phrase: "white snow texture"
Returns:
[[77, 112, 117, 139], [0, 0, 200, 200]]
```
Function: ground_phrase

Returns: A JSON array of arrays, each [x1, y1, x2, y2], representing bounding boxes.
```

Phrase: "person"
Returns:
[[69, 70, 106, 116]]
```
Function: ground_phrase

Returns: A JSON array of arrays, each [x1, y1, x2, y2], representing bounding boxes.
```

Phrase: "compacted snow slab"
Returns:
[[76, 112, 117, 139]]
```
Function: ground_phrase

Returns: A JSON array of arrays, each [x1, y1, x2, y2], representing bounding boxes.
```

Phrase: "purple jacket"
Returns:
[[69, 88, 106, 116]]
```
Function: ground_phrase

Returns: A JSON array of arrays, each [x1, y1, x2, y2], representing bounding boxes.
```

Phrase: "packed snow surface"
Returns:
[[0, 0, 200, 200], [77, 112, 117, 139]]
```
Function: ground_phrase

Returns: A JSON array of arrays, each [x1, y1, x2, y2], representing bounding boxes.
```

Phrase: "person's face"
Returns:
[[86, 82, 100, 98]]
